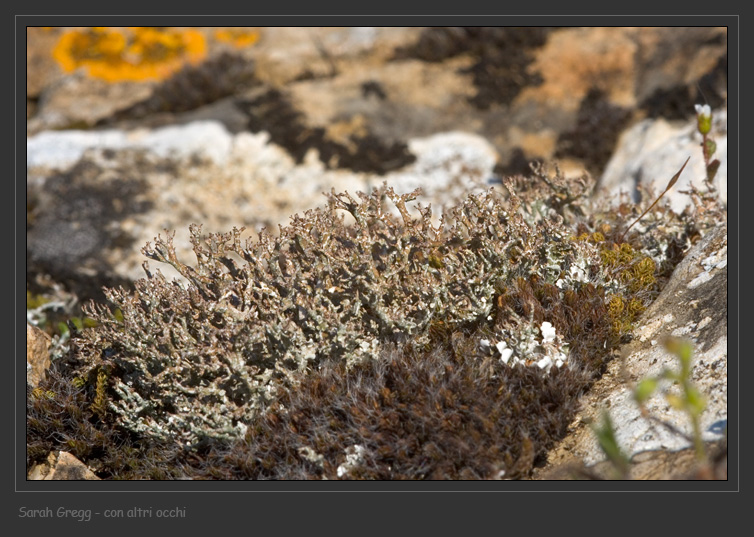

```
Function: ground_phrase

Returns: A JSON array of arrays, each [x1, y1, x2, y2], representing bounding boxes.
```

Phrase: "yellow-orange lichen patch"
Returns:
[[214, 28, 260, 49], [52, 27, 207, 83]]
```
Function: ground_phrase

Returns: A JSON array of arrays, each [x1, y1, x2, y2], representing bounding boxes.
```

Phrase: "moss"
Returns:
[[26, 290, 49, 310], [27, 363, 193, 479], [91, 367, 110, 420], [181, 341, 587, 479]]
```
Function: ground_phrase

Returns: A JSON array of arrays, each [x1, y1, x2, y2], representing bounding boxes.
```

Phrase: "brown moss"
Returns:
[[185, 341, 586, 480]]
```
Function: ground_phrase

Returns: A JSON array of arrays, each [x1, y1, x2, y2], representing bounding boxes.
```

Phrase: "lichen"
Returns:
[[52, 27, 207, 82], [67, 172, 686, 450], [213, 28, 260, 48]]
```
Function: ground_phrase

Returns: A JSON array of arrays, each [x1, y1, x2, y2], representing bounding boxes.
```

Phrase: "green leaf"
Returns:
[[592, 411, 630, 474], [634, 378, 658, 404], [685, 386, 707, 417]]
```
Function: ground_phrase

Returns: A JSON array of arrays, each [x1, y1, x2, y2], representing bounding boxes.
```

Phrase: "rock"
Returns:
[[27, 451, 100, 480], [26, 324, 51, 388], [26, 27, 65, 99], [28, 73, 154, 134], [26, 27, 727, 176], [533, 222, 727, 479], [538, 438, 727, 480], [596, 109, 727, 213], [27, 120, 233, 170]]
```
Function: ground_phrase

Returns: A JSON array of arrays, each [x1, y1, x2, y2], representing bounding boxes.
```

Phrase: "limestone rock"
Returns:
[[533, 222, 727, 479], [27, 120, 233, 170], [596, 109, 727, 213], [27, 27, 727, 176], [538, 438, 727, 480]]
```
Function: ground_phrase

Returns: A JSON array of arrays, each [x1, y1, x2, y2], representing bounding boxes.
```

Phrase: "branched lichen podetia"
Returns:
[[66, 174, 700, 449]]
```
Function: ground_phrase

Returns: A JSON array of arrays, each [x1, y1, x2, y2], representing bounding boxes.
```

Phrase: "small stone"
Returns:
[[27, 451, 100, 481]]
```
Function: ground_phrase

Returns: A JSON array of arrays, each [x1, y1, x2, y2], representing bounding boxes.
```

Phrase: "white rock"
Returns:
[[496, 341, 513, 364], [385, 131, 498, 202], [597, 109, 727, 213], [27, 129, 128, 169], [27, 120, 234, 170]]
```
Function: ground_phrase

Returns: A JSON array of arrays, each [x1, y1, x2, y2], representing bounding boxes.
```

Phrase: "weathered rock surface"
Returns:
[[596, 109, 727, 213], [27, 451, 100, 480], [27, 27, 727, 173], [533, 222, 727, 479], [26, 323, 51, 388]]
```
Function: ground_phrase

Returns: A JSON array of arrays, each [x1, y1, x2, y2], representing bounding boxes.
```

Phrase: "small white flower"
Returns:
[[536, 356, 553, 370], [695, 103, 711, 119]]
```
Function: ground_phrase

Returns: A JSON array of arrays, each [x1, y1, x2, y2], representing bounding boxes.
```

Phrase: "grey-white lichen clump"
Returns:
[[71, 172, 703, 446], [482, 320, 569, 372]]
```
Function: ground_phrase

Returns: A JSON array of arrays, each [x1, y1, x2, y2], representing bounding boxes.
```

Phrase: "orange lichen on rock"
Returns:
[[213, 28, 260, 48], [52, 27, 207, 82]]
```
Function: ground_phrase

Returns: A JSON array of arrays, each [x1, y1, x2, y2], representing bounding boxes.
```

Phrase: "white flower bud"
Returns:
[[694, 103, 711, 119]]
